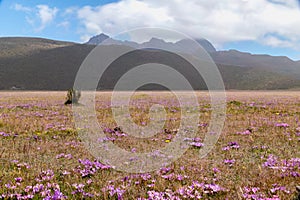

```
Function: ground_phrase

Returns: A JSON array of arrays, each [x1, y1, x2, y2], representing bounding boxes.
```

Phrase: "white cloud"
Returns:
[[76, 0, 300, 49], [36, 5, 58, 31], [263, 35, 294, 48], [77, 0, 173, 41], [13, 3, 31, 12], [57, 21, 70, 29], [12, 3, 58, 32], [64, 7, 77, 16]]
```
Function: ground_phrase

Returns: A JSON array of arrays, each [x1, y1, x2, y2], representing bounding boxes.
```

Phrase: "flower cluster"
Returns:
[[76, 159, 111, 178], [243, 185, 290, 200], [224, 159, 236, 167], [222, 141, 240, 151], [103, 185, 126, 199], [177, 181, 226, 198], [184, 137, 204, 148], [72, 183, 96, 198], [56, 153, 73, 159], [3, 171, 66, 200], [263, 155, 300, 177]]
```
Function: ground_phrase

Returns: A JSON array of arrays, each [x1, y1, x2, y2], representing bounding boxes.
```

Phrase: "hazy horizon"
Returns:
[[0, 0, 300, 60]]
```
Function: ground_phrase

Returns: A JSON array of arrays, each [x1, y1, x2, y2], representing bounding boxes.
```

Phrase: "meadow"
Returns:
[[0, 91, 299, 199]]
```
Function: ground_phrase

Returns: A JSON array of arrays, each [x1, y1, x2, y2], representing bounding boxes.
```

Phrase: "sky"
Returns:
[[0, 0, 300, 60]]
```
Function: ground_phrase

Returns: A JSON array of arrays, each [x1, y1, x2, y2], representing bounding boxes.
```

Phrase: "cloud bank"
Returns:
[[13, 3, 58, 32], [76, 0, 300, 49]]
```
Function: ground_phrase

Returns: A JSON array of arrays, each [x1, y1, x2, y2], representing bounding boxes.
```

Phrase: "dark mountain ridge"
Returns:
[[0, 34, 299, 90]]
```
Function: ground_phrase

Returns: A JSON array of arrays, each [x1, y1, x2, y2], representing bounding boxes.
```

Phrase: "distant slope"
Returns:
[[218, 64, 300, 90], [211, 50, 300, 77], [88, 33, 300, 78], [0, 44, 93, 90], [0, 36, 300, 90], [0, 37, 74, 59]]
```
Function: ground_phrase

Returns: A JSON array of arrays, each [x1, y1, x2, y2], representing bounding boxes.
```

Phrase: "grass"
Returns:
[[0, 91, 299, 199]]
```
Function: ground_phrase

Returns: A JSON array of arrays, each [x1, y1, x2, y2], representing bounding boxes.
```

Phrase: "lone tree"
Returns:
[[64, 88, 81, 105]]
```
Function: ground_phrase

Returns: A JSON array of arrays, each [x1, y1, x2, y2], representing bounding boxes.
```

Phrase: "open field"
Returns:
[[0, 91, 299, 199]]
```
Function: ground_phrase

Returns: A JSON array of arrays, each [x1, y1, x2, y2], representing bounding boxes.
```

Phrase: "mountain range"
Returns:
[[0, 33, 299, 90]]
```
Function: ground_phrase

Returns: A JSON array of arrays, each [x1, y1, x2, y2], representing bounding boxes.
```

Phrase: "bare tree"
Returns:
[[64, 88, 81, 105]]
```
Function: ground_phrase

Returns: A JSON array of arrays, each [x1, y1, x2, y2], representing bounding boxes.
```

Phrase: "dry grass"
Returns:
[[0, 91, 299, 199]]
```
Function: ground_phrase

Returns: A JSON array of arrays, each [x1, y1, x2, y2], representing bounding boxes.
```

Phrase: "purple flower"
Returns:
[[198, 123, 208, 127], [105, 185, 125, 199], [161, 173, 174, 180], [77, 159, 111, 177], [223, 142, 240, 151], [103, 127, 114, 133], [176, 181, 226, 198], [176, 175, 184, 181], [275, 123, 289, 127], [24, 185, 32, 192], [189, 142, 204, 148], [270, 184, 290, 194], [56, 153, 65, 159], [140, 173, 152, 181], [263, 154, 278, 168], [72, 183, 85, 189], [0, 131, 10, 137], [16, 162, 31, 169], [222, 146, 230, 151], [159, 167, 171, 174], [236, 130, 251, 135], [52, 189, 66, 199], [203, 184, 225, 194], [228, 142, 240, 149], [251, 187, 260, 193], [249, 102, 255, 107], [32, 183, 44, 193], [56, 153, 73, 159], [36, 170, 54, 182], [15, 177, 22, 183], [224, 159, 235, 166], [263, 155, 300, 177], [184, 138, 204, 148], [213, 167, 220, 173], [62, 170, 70, 175]]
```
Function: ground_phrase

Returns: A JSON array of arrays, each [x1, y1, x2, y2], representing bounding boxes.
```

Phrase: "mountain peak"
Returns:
[[86, 33, 109, 45], [85, 34, 217, 53]]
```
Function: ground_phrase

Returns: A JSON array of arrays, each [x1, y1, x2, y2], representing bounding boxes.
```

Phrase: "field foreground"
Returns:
[[0, 91, 299, 199]]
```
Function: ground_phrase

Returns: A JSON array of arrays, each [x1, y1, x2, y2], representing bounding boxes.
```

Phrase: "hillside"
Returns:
[[210, 50, 300, 76], [0, 37, 74, 59], [0, 35, 299, 90]]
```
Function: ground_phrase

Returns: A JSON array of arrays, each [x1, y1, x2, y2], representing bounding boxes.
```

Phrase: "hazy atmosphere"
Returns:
[[0, 1, 299, 199]]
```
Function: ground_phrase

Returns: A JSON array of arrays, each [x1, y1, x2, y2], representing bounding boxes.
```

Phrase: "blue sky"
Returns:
[[0, 0, 300, 60], [0, 0, 116, 42]]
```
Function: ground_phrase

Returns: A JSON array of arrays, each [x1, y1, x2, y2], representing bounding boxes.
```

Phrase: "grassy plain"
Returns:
[[0, 91, 299, 199]]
